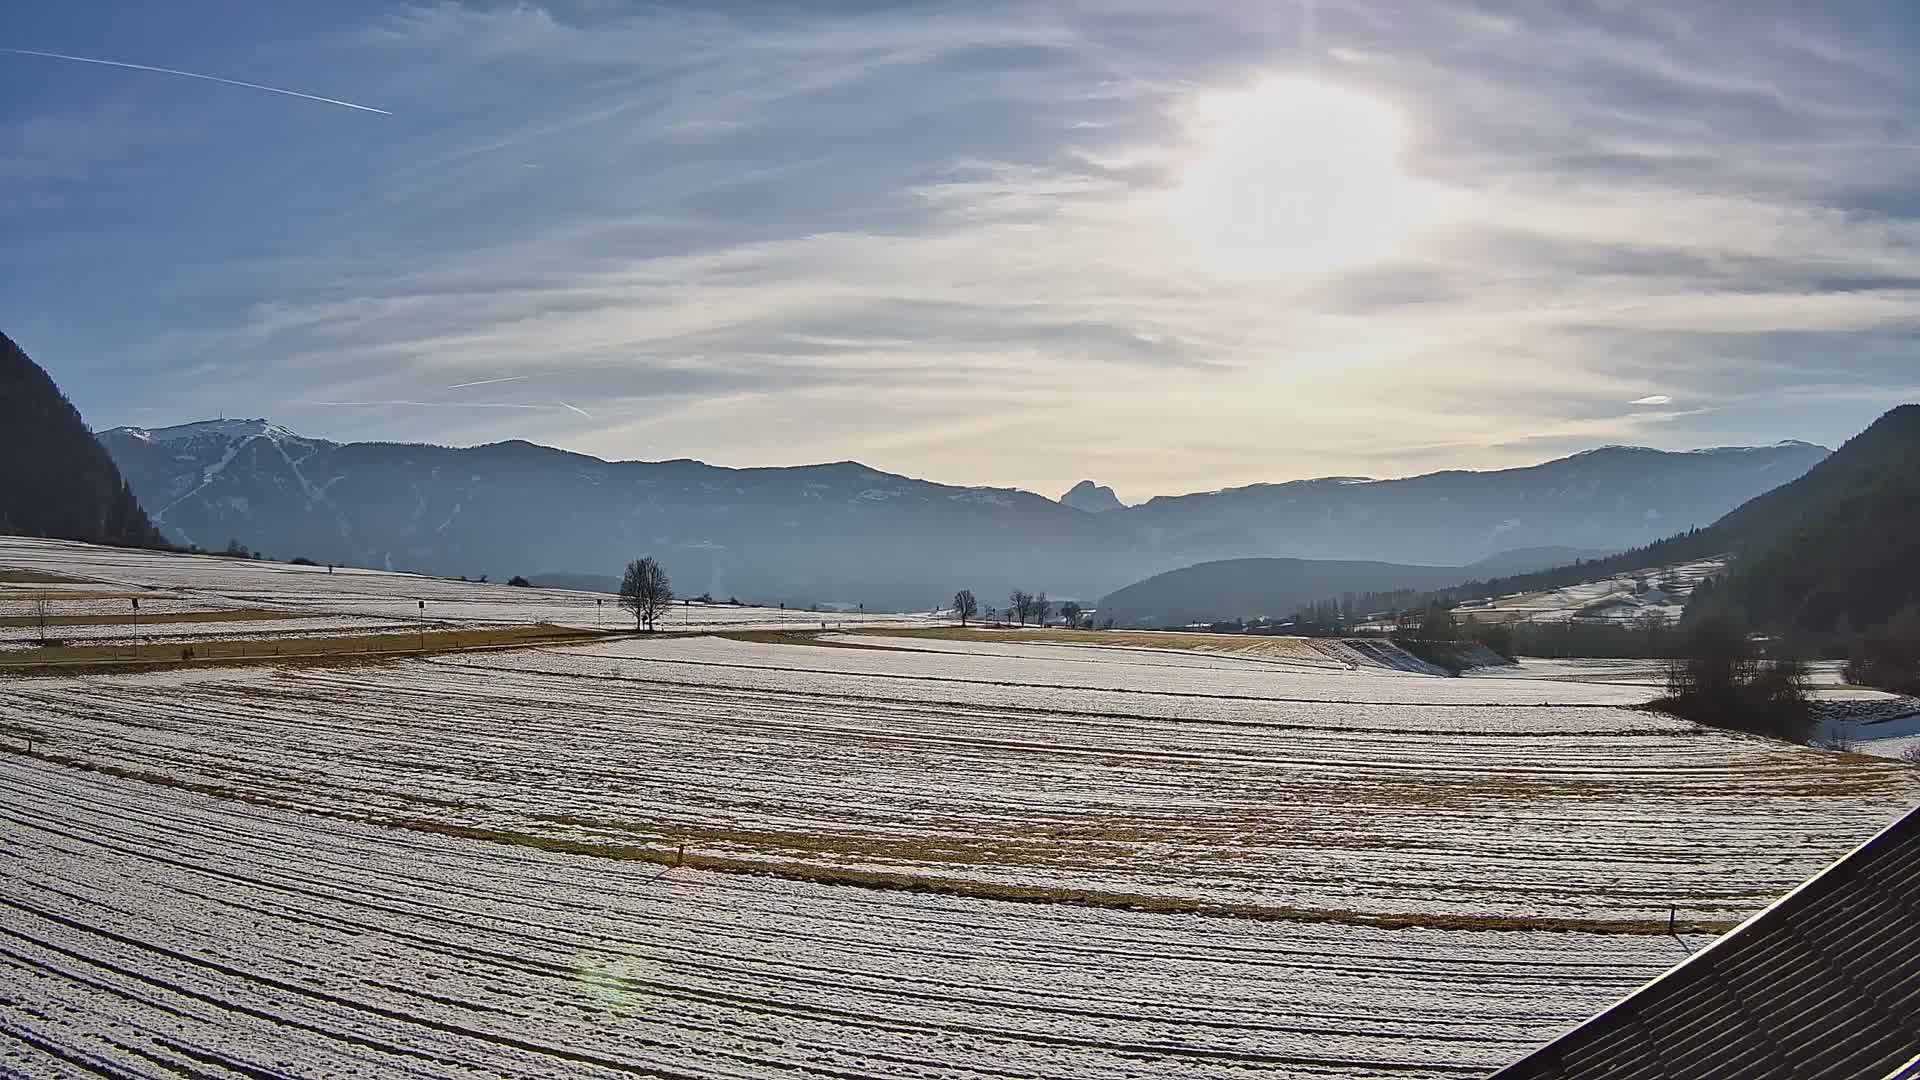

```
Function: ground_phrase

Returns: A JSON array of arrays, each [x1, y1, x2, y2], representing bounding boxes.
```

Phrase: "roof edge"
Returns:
[[1491, 801, 1920, 1077]]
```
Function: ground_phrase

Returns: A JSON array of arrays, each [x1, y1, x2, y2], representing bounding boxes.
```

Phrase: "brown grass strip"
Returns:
[[0, 624, 602, 674], [0, 569, 96, 585], [376, 819, 1747, 936], [0, 608, 322, 628], [0, 589, 158, 601]]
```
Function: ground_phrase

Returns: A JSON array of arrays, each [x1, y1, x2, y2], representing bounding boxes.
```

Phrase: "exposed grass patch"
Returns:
[[389, 817, 1740, 936], [845, 625, 1337, 663], [0, 608, 322, 628], [0, 568, 96, 585], [0, 624, 601, 674], [718, 629, 919, 651], [0, 588, 157, 601]]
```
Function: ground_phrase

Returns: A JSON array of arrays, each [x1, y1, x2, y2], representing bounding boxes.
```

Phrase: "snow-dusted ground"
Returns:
[[1, 757, 1697, 1080], [4, 540, 1917, 1077], [1816, 704, 1920, 759], [0, 593, 420, 652], [5, 636, 1912, 930], [0, 536, 939, 635], [1482, 657, 1920, 759]]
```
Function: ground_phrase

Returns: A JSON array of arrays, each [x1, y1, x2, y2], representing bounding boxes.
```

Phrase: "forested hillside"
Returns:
[[1431, 404, 1919, 673], [1099, 557, 1472, 627], [0, 332, 164, 549], [1714, 404, 1919, 635]]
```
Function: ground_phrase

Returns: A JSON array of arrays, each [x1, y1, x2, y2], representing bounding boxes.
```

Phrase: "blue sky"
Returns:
[[5, 1, 1920, 499]]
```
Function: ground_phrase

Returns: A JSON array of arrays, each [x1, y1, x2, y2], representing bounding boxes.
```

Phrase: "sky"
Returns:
[[5, 1, 1920, 501]]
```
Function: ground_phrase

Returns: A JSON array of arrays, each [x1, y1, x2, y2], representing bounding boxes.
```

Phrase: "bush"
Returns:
[[507, 575, 531, 588], [1843, 606, 1920, 695], [1655, 615, 1812, 741], [1466, 621, 1516, 660], [289, 556, 318, 566]]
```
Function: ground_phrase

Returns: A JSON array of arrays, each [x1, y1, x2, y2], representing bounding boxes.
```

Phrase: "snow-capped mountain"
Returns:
[[97, 419, 1829, 609], [108, 420, 334, 527]]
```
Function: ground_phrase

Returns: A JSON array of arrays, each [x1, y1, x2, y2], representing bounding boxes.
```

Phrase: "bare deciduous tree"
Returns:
[[1058, 601, 1083, 629], [953, 589, 978, 626], [1032, 592, 1049, 628], [619, 557, 674, 631], [1008, 590, 1032, 626]]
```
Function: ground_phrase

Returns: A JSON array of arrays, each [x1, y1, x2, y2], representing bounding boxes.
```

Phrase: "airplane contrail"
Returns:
[[2, 48, 392, 115], [308, 400, 545, 409], [555, 400, 593, 419], [446, 375, 531, 390]]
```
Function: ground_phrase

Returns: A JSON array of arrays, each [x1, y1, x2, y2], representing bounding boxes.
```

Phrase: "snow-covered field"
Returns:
[[3, 539, 1918, 1077], [8, 636, 1911, 930], [1477, 657, 1920, 759], [0, 536, 939, 640], [2, 758, 1696, 1079]]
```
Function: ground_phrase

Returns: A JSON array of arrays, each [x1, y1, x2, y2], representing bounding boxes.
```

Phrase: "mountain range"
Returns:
[[96, 417, 1829, 611]]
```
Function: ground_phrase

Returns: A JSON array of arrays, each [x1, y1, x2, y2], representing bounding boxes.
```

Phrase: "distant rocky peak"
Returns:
[[1061, 479, 1124, 513]]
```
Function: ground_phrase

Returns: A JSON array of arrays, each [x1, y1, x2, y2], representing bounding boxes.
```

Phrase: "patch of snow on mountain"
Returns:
[[950, 490, 1015, 507], [134, 418, 301, 445]]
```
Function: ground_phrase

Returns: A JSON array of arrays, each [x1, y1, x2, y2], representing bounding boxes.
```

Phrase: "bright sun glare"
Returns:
[[1172, 76, 1437, 276]]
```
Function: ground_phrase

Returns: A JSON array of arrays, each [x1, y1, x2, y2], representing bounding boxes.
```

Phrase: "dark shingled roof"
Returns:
[[1493, 804, 1920, 1080]]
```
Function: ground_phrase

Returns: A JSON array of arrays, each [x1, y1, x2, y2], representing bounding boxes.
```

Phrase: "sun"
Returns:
[[1170, 76, 1436, 276]]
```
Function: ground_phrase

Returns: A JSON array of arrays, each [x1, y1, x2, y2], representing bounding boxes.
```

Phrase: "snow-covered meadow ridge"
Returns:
[[0, 537, 938, 652], [3, 538, 1918, 1077]]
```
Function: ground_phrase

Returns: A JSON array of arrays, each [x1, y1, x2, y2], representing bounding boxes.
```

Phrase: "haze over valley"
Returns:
[[98, 413, 1826, 613]]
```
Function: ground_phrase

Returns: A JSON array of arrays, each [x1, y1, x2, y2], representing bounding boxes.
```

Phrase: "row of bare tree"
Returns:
[[619, 558, 1097, 635], [949, 589, 1085, 629]]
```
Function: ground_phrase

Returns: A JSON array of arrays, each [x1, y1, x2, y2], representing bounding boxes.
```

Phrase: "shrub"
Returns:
[[1655, 615, 1812, 741], [1844, 606, 1920, 695]]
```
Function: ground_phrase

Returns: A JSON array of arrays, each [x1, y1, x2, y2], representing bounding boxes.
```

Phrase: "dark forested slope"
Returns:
[[0, 332, 164, 548], [1714, 404, 1920, 634], [1098, 557, 1473, 627]]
